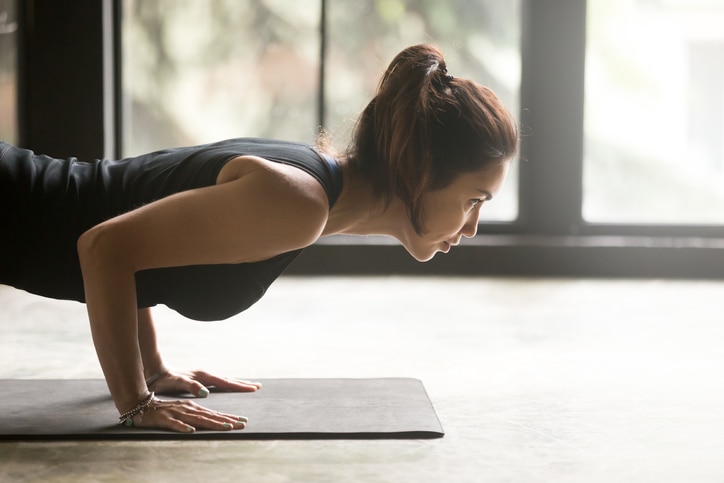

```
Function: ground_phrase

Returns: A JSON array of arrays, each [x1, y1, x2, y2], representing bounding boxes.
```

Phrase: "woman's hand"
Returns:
[[147, 368, 262, 398], [123, 369, 262, 433], [128, 397, 250, 433]]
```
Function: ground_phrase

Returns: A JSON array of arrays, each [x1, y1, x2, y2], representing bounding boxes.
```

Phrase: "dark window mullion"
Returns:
[[18, 0, 109, 159], [112, 0, 123, 159], [518, 0, 587, 236], [318, 0, 327, 131]]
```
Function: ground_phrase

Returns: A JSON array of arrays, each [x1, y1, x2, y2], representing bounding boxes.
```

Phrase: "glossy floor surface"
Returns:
[[1, 277, 724, 482]]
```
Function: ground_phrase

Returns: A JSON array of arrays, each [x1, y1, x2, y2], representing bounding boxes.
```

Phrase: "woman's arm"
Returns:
[[137, 308, 164, 381], [78, 157, 329, 431], [79, 238, 147, 415]]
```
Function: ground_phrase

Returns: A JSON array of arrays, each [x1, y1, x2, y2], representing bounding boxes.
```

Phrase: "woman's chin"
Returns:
[[405, 245, 440, 262]]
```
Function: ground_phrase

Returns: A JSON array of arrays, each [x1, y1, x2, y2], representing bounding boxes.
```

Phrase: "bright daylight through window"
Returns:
[[584, 0, 724, 224]]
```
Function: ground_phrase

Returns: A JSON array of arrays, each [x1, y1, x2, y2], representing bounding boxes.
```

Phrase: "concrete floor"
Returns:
[[1, 276, 724, 482]]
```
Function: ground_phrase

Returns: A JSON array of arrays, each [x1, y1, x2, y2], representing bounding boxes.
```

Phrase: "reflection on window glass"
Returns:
[[326, 0, 521, 222], [122, 0, 320, 156], [0, 0, 17, 144], [584, 0, 724, 224]]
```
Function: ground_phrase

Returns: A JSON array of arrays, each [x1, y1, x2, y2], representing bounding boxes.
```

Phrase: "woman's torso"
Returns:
[[0, 138, 342, 320]]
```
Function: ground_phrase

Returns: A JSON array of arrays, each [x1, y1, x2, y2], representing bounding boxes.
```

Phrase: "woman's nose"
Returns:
[[460, 213, 479, 238]]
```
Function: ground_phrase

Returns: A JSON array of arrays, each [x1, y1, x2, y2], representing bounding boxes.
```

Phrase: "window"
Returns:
[[17, 0, 724, 278], [122, 0, 521, 221], [584, 0, 724, 224], [122, 0, 321, 155], [0, 0, 17, 144]]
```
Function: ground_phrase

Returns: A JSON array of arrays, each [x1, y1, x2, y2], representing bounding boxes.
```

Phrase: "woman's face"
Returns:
[[401, 160, 510, 262]]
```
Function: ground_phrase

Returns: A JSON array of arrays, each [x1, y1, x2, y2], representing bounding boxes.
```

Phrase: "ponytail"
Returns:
[[347, 44, 518, 234]]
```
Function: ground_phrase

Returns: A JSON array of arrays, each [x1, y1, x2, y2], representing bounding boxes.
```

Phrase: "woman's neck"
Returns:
[[322, 159, 409, 239]]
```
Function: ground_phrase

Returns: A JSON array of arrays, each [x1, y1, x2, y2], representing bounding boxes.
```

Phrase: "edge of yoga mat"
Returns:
[[0, 378, 444, 440]]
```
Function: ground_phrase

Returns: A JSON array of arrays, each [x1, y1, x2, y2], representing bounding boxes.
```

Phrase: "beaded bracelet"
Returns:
[[118, 392, 156, 426]]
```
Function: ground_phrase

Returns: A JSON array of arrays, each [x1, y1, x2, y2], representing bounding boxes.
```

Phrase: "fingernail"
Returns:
[[198, 387, 210, 398], [238, 416, 249, 423], [222, 422, 232, 430], [235, 420, 246, 428], [185, 426, 195, 433]]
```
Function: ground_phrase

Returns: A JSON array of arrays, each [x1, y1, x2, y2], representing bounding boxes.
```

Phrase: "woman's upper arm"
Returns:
[[78, 158, 329, 272]]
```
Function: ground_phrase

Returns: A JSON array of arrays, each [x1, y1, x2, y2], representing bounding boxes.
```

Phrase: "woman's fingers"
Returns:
[[131, 399, 248, 433], [191, 370, 262, 392], [149, 369, 261, 396]]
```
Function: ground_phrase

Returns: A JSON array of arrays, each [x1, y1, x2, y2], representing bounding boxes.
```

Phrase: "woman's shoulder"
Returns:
[[218, 154, 331, 232], [223, 138, 343, 206]]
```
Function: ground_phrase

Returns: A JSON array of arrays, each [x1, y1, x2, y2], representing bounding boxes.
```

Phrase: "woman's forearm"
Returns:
[[78, 228, 148, 414], [137, 307, 165, 380]]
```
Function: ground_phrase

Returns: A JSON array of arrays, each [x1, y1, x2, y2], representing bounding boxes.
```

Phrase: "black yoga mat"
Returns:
[[0, 378, 444, 440]]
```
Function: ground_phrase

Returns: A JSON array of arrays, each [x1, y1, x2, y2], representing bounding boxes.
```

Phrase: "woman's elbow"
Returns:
[[77, 224, 118, 274]]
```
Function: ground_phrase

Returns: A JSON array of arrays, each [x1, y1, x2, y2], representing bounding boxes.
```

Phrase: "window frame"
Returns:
[[17, 0, 724, 279]]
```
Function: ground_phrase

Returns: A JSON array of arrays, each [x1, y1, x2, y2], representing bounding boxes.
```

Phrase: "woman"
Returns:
[[0, 44, 518, 432]]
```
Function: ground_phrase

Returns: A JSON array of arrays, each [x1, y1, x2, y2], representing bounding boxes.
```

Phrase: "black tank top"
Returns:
[[0, 138, 343, 321]]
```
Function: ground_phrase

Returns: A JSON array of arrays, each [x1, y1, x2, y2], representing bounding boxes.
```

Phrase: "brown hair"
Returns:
[[345, 44, 519, 234]]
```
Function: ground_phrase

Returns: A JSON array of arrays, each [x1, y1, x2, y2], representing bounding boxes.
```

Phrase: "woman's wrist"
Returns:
[[144, 365, 168, 388], [118, 391, 157, 426]]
